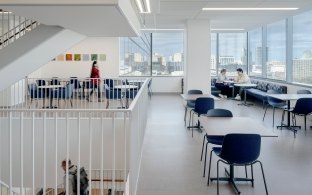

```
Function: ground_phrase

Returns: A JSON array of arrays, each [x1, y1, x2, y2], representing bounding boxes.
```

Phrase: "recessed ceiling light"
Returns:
[[136, 0, 151, 13], [141, 28, 184, 31], [202, 8, 298, 11]]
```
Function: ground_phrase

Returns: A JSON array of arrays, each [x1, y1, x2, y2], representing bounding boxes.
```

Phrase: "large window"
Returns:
[[211, 33, 217, 76], [267, 20, 286, 80], [218, 33, 247, 77], [120, 32, 184, 76], [293, 10, 312, 85], [120, 34, 151, 76], [248, 28, 263, 77]]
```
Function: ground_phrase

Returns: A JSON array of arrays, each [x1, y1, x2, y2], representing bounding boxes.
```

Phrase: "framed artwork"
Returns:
[[74, 54, 81, 61], [82, 54, 90, 61], [66, 54, 73, 61], [56, 54, 64, 61], [99, 54, 106, 61], [91, 54, 98, 61]]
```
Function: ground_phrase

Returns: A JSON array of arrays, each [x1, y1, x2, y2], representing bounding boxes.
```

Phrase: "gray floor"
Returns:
[[137, 94, 312, 195]]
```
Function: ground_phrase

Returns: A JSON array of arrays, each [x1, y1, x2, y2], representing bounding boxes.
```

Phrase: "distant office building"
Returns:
[[211, 55, 216, 70], [293, 58, 312, 83], [219, 56, 235, 65]]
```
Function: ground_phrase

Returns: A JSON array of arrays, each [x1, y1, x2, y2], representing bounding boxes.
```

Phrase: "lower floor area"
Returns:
[[137, 94, 312, 195]]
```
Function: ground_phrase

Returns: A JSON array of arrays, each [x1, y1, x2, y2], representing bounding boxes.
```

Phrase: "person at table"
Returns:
[[215, 68, 231, 99], [86, 61, 102, 102], [234, 68, 251, 101]]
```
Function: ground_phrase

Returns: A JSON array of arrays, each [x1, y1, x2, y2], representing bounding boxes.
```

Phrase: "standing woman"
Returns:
[[87, 61, 101, 101]]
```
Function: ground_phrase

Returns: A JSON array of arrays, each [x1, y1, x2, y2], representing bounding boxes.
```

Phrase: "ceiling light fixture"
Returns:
[[136, 0, 151, 13], [211, 28, 245, 31], [202, 7, 298, 11], [141, 28, 184, 31]]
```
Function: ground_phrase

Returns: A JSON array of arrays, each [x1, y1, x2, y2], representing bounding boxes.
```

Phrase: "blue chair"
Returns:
[[70, 77, 82, 98], [262, 90, 287, 127], [201, 109, 233, 177], [50, 77, 60, 85], [105, 88, 123, 108], [104, 79, 114, 89], [289, 98, 312, 131], [28, 83, 46, 108], [52, 83, 74, 108], [125, 89, 138, 108], [297, 89, 311, 94], [190, 97, 214, 137], [208, 134, 268, 195], [184, 89, 203, 126], [36, 79, 46, 86]]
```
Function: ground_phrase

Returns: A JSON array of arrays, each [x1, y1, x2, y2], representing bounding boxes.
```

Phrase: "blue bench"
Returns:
[[246, 79, 287, 107]]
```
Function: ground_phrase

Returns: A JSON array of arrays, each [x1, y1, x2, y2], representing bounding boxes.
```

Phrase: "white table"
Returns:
[[114, 85, 138, 90], [200, 116, 276, 194], [267, 93, 312, 129], [181, 94, 220, 101], [199, 116, 277, 137], [234, 83, 257, 106]]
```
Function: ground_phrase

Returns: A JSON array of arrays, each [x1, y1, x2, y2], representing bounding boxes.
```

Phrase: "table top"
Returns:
[[267, 93, 312, 101], [234, 83, 257, 87], [114, 85, 138, 89], [38, 85, 63, 89], [199, 116, 277, 137], [181, 94, 220, 101]]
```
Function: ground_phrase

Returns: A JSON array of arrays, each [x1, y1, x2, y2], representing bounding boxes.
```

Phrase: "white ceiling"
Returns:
[[134, 0, 312, 31]]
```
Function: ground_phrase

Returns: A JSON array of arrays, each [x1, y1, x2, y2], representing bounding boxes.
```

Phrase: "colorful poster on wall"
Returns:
[[56, 54, 65, 61], [66, 54, 73, 61], [82, 54, 90, 61], [99, 54, 106, 61], [91, 54, 98, 61], [74, 54, 81, 61]]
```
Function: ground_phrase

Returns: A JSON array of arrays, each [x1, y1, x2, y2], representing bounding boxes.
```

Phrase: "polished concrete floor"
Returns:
[[137, 94, 312, 195]]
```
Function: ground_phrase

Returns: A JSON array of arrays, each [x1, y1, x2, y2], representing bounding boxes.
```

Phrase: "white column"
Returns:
[[185, 20, 211, 94]]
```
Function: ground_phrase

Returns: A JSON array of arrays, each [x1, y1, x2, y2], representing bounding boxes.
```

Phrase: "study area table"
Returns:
[[38, 85, 63, 108], [199, 116, 277, 194], [267, 93, 312, 131], [234, 83, 257, 106]]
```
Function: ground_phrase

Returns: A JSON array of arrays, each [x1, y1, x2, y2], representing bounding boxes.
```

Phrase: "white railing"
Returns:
[[0, 79, 149, 195], [0, 10, 39, 50], [0, 77, 145, 111]]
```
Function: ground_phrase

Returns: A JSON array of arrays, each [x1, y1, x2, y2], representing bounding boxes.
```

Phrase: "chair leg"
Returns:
[[245, 165, 248, 178], [262, 105, 269, 121], [184, 107, 187, 126], [200, 135, 206, 161], [191, 112, 194, 137], [257, 161, 269, 195], [106, 100, 109, 109], [203, 141, 208, 177], [281, 109, 286, 128], [304, 115, 307, 131], [207, 150, 213, 185], [217, 160, 220, 195], [251, 164, 254, 187], [188, 110, 193, 127], [272, 107, 275, 127]]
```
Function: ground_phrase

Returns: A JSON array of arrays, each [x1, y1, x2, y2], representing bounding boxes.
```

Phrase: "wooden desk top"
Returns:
[[199, 116, 277, 137]]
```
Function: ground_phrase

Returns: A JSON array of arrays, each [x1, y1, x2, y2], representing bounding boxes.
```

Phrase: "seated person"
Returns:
[[234, 68, 251, 100], [215, 68, 232, 98]]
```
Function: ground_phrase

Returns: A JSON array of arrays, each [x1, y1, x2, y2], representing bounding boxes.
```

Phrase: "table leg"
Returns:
[[277, 100, 300, 132], [238, 88, 253, 106]]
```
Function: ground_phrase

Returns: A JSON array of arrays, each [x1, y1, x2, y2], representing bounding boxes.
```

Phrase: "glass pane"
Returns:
[[293, 10, 312, 85], [211, 33, 217, 77], [218, 33, 247, 77], [248, 28, 262, 77], [267, 20, 286, 80], [152, 32, 184, 76], [119, 33, 151, 76]]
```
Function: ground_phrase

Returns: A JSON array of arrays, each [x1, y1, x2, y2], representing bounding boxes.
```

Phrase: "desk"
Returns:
[[181, 94, 219, 101], [234, 83, 257, 106], [38, 85, 63, 108], [200, 116, 276, 194], [267, 94, 312, 130]]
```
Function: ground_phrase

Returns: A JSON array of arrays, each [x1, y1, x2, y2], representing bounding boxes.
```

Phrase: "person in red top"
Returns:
[[87, 61, 101, 101]]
